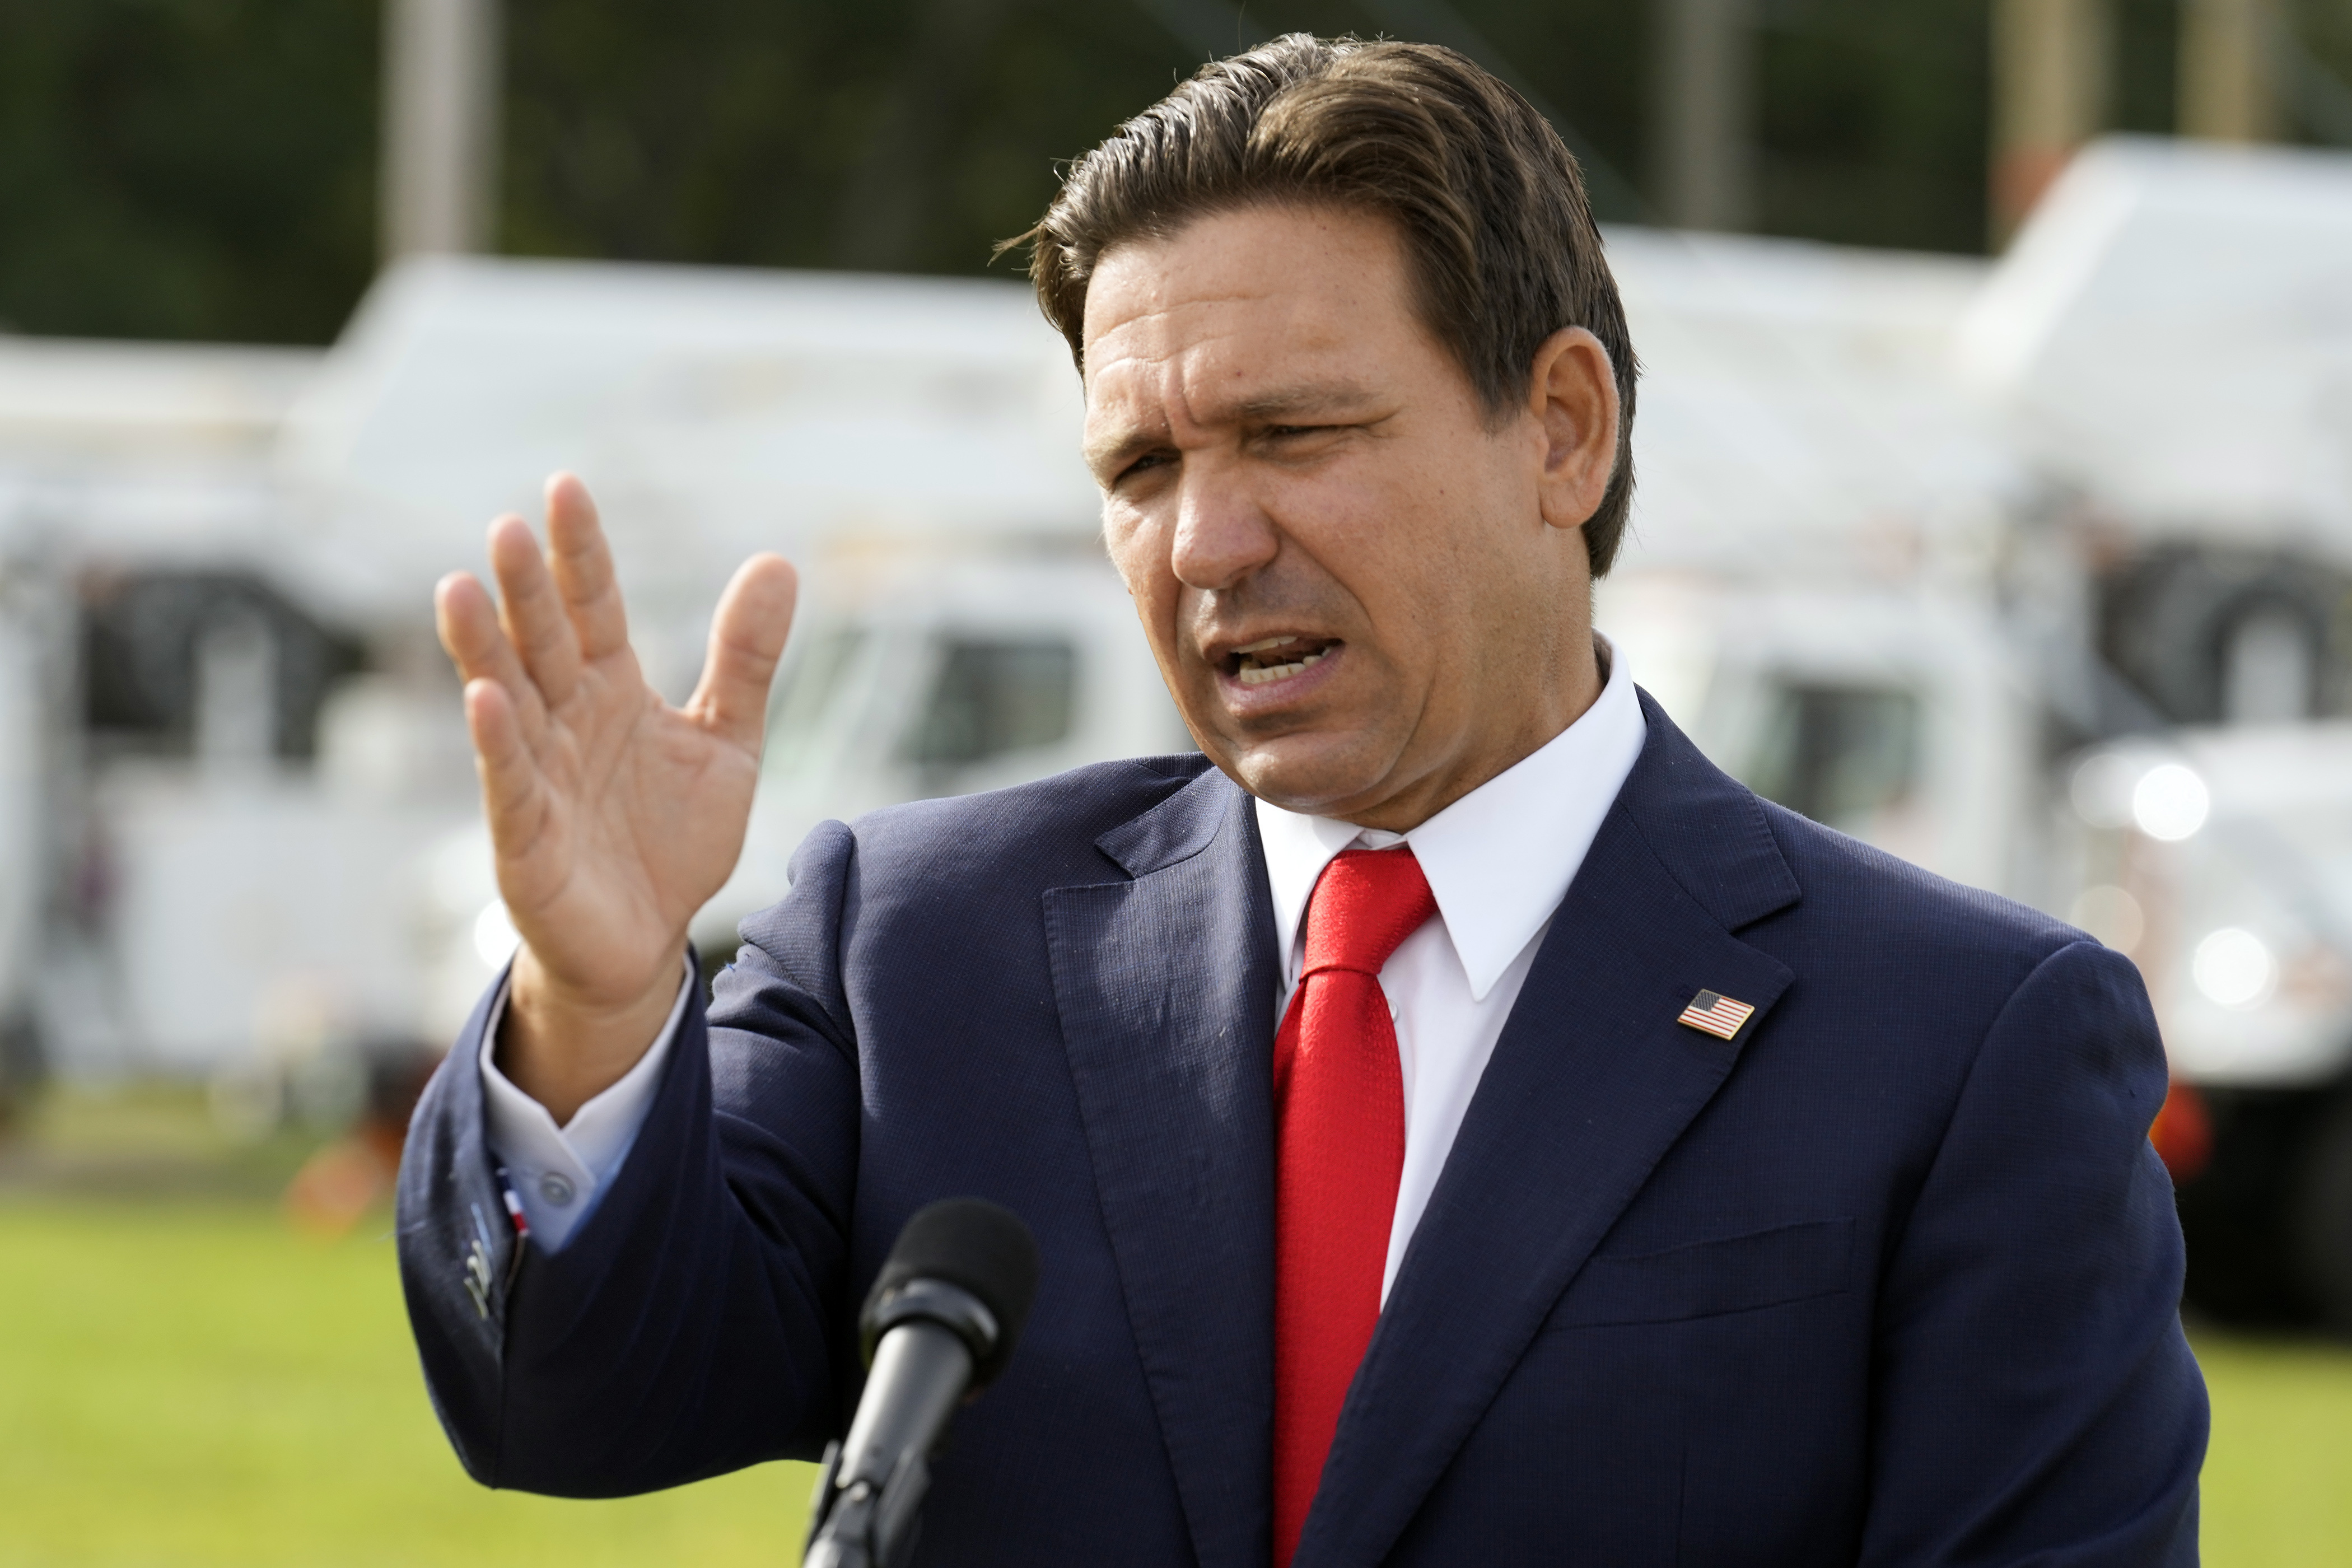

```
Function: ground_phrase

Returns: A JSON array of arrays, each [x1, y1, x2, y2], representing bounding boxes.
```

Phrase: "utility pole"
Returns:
[[1990, 0, 2110, 244], [2178, 0, 2279, 142], [380, 0, 502, 260], [1650, 0, 1757, 232]]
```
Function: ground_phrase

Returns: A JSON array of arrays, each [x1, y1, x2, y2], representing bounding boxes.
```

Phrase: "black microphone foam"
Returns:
[[864, 1197, 1040, 1387]]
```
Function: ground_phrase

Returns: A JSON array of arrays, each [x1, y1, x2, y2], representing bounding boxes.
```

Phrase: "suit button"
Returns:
[[539, 1172, 577, 1207]]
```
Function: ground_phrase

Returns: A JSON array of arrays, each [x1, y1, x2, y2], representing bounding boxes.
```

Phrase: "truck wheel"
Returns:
[[2294, 1093, 2352, 1336], [2178, 1087, 2324, 1325]]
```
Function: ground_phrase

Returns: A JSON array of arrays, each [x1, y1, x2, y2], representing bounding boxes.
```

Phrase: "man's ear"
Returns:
[[1527, 326, 1620, 533]]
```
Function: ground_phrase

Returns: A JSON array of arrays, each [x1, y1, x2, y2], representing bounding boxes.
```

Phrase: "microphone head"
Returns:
[[862, 1197, 1040, 1387]]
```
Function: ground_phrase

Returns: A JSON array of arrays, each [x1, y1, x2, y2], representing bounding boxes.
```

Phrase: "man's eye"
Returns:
[[1116, 451, 1173, 484]]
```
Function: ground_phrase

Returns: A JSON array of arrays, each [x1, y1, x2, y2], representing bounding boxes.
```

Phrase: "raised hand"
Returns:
[[434, 474, 797, 1122]]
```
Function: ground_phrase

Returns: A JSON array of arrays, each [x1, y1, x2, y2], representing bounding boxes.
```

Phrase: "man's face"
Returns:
[[1082, 202, 1609, 827]]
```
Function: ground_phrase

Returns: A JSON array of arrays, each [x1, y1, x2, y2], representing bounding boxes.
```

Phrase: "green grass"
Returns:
[[0, 1200, 815, 1567], [2194, 1331, 2352, 1565]]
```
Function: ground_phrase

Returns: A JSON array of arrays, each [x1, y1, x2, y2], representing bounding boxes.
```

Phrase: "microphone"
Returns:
[[802, 1197, 1041, 1568]]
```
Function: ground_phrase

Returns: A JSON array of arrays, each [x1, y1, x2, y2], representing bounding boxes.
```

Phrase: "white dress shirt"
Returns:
[[1254, 639, 1645, 1300], [486, 642, 1645, 1261]]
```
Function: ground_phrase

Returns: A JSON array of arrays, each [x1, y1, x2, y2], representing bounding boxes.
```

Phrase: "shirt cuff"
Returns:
[[477, 954, 697, 1252]]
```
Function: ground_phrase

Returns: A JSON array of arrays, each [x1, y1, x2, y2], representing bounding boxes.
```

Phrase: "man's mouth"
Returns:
[[1224, 634, 1339, 687]]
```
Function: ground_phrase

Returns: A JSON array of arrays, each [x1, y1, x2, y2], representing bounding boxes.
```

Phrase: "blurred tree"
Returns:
[[492, 0, 1653, 275], [4, 0, 2351, 345], [0, 0, 378, 342], [498, 0, 1207, 274], [2112, 0, 2182, 135], [1751, 0, 1990, 254]]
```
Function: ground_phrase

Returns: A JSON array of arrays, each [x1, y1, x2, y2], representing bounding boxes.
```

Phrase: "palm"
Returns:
[[497, 643, 754, 1001], [436, 475, 797, 1013]]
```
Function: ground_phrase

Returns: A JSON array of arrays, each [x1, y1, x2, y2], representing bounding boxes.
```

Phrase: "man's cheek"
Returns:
[[1101, 498, 1163, 568]]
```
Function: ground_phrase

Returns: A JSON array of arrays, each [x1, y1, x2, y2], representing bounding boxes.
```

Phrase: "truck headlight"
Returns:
[[2132, 763, 2210, 842], [2192, 927, 2276, 1009]]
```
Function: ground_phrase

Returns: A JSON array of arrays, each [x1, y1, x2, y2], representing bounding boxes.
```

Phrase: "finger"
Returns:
[[489, 513, 585, 707], [435, 571, 549, 746], [687, 553, 799, 754], [463, 678, 554, 870], [544, 473, 633, 662]]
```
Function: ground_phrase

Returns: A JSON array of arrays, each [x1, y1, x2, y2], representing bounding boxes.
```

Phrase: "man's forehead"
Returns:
[[1082, 287, 1385, 431], [1087, 283, 1340, 369], [1089, 314, 1360, 390], [1087, 208, 1406, 346], [1077, 206, 1424, 447]]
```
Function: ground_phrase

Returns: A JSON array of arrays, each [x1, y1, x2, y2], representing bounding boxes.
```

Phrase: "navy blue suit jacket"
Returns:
[[398, 694, 2206, 1565]]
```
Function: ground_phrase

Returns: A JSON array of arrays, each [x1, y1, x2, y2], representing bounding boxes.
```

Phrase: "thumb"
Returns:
[[688, 553, 799, 754]]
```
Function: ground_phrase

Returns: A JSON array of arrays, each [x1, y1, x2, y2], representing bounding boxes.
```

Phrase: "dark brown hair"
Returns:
[[1013, 32, 1639, 575]]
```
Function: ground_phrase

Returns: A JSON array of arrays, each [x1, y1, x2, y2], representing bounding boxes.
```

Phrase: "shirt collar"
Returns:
[[1254, 636, 1648, 1001]]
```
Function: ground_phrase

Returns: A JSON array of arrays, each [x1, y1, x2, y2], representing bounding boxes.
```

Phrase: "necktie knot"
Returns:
[[1300, 847, 1438, 979]]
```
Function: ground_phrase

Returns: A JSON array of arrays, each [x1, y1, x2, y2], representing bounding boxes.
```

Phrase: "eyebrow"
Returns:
[[1224, 378, 1380, 423], [1084, 377, 1383, 477], [1082, 425, 1165, 481]]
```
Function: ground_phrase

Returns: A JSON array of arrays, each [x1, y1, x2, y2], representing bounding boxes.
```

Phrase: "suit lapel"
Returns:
[[1299, 697, 1802, 1566], [1044, 768, 1280, 1568]]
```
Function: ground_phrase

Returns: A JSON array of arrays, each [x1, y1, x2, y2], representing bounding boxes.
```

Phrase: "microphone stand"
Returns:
[[801, 1282, 995, 1568], [799, 1436, 929, 1568]]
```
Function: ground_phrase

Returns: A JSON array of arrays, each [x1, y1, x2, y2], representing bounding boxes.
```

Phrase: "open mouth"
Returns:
[[1224, 634, 1339, 687]]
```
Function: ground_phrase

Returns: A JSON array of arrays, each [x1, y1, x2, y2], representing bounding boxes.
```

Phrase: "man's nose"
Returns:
[[1169, 469, 1279, 591]]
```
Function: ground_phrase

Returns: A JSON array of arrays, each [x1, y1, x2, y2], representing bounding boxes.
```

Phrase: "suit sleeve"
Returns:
[[395, 820, 866, 1497], [1858, 938, 2207, 1566]]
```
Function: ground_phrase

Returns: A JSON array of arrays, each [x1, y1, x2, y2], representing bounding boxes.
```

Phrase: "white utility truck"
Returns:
[[1969, 139, 2352, 1328]]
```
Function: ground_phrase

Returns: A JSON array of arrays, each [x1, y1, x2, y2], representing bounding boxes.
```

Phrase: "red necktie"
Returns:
[[1271, 847, 1438, 1567]]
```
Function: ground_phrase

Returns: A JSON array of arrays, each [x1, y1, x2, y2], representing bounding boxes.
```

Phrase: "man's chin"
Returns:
[[1210, 732, 1403, 818]]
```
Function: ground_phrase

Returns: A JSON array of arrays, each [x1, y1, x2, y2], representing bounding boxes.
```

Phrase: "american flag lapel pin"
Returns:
[[1678, 989, 1756, 1040]]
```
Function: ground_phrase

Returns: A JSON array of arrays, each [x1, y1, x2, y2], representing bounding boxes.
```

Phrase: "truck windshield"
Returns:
[[902, 639, 1076, 772], [1746, 682, 1920, 836]]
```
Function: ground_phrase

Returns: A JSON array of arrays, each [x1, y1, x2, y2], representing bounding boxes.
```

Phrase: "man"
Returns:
[[400, 35, 2206, 1566]]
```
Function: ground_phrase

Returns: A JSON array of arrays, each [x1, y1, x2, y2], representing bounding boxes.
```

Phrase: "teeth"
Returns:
[[1233, 635, 1300, 655], [1236, 649, 1328, 686]]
